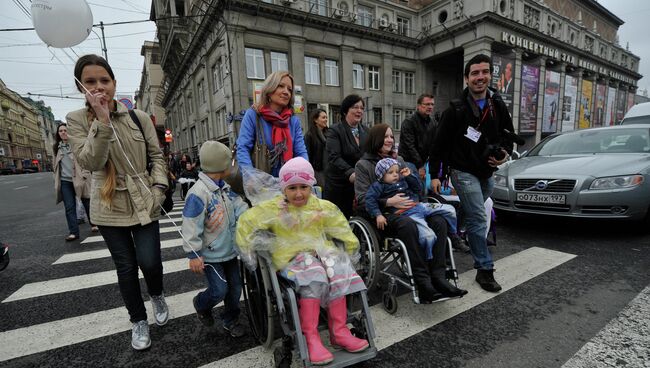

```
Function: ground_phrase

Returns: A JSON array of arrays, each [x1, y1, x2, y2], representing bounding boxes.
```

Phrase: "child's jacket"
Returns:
[[236, 195, 359, 270], [365, 173, 421, 217], [182, 172, 248, 263]]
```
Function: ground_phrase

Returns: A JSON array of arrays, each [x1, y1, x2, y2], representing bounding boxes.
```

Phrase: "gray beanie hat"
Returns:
[[199, 141, 232, 173]]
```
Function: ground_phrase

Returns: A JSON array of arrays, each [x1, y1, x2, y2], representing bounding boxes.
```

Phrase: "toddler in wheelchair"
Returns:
[[236, 157, 369, 365], [181, 141, 250, 337], [366, 158, 461, 263]]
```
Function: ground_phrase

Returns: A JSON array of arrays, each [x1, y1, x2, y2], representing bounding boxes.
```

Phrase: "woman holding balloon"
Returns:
[[66, 55, 169, 351]]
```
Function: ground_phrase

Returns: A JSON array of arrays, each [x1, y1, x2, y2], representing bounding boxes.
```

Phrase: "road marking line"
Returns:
[[52, 239, 184, 265], [0, 181, 15, 184], [81, 225, 181, 244], [0, 290, 218, 362], [201, 246, 577, 368], [166, 210, 182, 216], [562, 286, 650, 368], [159, 216, 182, 224], [13, 186, 28, 190], [3, 259, 188, 303]]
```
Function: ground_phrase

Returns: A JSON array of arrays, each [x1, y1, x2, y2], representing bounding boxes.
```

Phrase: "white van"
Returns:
[[620, 102, 650, 125]]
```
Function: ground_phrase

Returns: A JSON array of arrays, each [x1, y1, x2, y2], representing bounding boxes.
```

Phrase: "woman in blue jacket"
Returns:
[[236, 71, 308, 177]]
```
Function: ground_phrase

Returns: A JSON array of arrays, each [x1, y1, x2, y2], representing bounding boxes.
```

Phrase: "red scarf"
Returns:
[[259, 105, 294, 164]]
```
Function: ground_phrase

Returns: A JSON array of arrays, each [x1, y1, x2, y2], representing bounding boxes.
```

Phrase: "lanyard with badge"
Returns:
[[464, 98, 493, 143]]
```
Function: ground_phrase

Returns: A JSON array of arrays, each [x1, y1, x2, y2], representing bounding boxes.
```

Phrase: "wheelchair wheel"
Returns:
[[382, 291, 398, 314], [350, 216, 381, 290], [241, 261, 275, 348]]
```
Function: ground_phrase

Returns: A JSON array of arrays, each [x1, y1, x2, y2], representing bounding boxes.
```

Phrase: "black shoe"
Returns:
[[223, 322, 246, 337], [193, 295, 214, 326], [0, 246, 9, 272], [431, 274, 468, 298], [451, 235, 471, 253], [475, 269, 502, 292], [417, 283, 443, 303]]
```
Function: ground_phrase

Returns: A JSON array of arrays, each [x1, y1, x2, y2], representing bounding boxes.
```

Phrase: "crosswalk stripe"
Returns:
[[3, 259, 188, 303], [201, 246, 577, 367], [166, 210, 182, 216], [159, 216, 182, 224], [0, 290, 209, 362], [562, 285, 650, 368], [81, 225, 181, 244], [53, 239, 184, 265]]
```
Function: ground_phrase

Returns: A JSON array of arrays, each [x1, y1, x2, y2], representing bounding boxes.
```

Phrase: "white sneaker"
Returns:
[[131, 320, 151, 350], [150, 294, 169, 326]]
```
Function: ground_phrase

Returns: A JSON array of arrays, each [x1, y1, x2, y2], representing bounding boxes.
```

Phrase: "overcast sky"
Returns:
[[0, 0, 647, 121]]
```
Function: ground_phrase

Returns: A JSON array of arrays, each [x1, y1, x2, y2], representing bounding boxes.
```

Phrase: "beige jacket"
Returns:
[[53, 145, 92, 203], [66, 103, 167, 227]]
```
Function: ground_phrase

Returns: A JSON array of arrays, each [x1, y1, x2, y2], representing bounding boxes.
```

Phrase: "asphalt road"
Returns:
[[0, 172, 648, 367]]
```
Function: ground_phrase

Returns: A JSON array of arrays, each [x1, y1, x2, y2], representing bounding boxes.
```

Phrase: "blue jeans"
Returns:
[[99, 221, 164, 323], [450, 169, 494, 270], [195, 257, 242, 327], [61, 180, 79, 236]]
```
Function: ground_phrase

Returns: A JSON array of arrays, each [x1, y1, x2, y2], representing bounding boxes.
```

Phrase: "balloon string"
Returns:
[[46, 47, 227, 282]]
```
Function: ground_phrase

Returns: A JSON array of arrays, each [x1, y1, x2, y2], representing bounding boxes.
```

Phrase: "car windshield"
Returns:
[[621, 116, 650, 125], [528, 128, 650, 156]]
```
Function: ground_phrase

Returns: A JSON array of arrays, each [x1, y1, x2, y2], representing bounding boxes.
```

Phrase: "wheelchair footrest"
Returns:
[[318, 346, 378, 368]]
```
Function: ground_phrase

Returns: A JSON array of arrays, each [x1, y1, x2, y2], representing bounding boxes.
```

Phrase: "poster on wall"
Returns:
[[561, 75, 578, 132], [579, 80, 593, 129], [616, 89, 627, 122], [491, 51, 516, 115], [627, 92, 636, 114], [606, 87, 616, 126], [542, 70, 560, 133], [593, 84, 607, 127], [519, 64, 540, 134]]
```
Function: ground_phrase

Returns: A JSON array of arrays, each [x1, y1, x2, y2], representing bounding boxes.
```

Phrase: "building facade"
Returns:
[[0, 79, 48, 171], [150, 0, 641, 156], [23, 98, 57, 171]]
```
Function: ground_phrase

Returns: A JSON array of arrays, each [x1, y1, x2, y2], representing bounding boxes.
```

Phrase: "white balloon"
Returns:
[[31, 0, 93, 48]]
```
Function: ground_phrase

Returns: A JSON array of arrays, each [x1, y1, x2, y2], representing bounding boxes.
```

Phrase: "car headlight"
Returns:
[[494, 174, 507, 187], [589, 175, 644, 190]]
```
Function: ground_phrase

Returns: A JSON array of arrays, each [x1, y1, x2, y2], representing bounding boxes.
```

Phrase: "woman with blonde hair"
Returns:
[[236, 71, 308, 177], [66, 54, 169, 351]]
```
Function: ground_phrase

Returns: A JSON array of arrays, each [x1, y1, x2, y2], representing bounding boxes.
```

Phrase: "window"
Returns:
[[405, 109, 414, 118], [373, 108, 383, 125], [325, 60, 339, 86], [201, 119, 209, 140], [179, 102, 184, 120], [216, 108, 226, 137], [393, 109, 403, 130], [397, 17, 409, 36], [357, 5, 373, 27], [307, 0, 327, 16], [353, 63, 364, 89], [305, 56, 320, 85], [197, 79, 206, 104], [190, 126, 197, 147], [212, 59, 223, 92], [187, 94, 193, 114], [404, 72, 414, 94], [271, 52, 289, 72], [368, 66, 380, 90], [392, 70, 402, 93], [245, 47, 265, 79]]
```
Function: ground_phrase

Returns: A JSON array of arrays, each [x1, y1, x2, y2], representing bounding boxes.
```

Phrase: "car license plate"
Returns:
[[516, 192, 566, 204]]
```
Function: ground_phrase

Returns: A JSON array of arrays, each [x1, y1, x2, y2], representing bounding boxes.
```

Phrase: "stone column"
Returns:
[[289, 36, 307, 125], [574, 67, 584, 131], [556, 62, 567, 132], [462, 37, 493, 67], [228, 25, 249, 113], [512, 49, 523, 134], [382, 53, 394, 129], [340, 45, 354, 97]]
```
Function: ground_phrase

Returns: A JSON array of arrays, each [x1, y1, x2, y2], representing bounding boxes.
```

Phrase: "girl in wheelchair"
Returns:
[[236, 157, 369, 365]]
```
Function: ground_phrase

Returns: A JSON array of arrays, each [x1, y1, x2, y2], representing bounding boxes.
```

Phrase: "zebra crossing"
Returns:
[[0, 198, 647, 367]]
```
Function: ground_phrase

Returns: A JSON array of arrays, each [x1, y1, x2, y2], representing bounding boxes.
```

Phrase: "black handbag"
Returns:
[[128, 110, 174, 214]]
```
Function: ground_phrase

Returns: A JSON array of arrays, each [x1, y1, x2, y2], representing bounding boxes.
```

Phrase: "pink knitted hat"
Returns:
[[279, 157, 316, 190]]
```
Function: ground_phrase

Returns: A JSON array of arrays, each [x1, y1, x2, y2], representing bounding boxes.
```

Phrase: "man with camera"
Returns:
[[428, 54, 515, 292]]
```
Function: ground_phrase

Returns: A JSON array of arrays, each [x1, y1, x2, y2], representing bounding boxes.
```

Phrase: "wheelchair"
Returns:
[[240, 249, 378, 367], [349, 213, 460, 315]]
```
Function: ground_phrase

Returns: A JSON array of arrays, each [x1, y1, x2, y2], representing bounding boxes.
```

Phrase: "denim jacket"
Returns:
[[182, 172, 249, 263]]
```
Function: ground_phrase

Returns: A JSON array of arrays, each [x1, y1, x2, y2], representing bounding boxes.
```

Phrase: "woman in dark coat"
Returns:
[[324, 95, 368, 218], [304, 108, 329, 188]]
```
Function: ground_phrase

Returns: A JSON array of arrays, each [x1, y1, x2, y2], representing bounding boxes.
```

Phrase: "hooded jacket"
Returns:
[[181, 172, 249, 263], [66, 103, 167, 226]]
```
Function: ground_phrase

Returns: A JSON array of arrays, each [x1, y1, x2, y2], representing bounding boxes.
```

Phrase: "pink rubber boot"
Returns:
[[327, 297, 369, 352], [298, 298, 333, 365]]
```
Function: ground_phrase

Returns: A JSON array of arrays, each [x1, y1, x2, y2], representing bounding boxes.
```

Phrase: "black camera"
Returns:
[[483, 129, 525, 161]]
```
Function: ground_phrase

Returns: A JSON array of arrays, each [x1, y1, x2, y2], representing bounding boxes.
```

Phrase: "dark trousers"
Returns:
[[61, 181, 93, 236], [195, 258, 242, 327], [99, 221, 164, 323], [324, 184, 355, 219]]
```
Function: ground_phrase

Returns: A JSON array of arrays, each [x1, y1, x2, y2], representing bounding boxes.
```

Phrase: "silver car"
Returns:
[[492, 125, 650, 222]]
